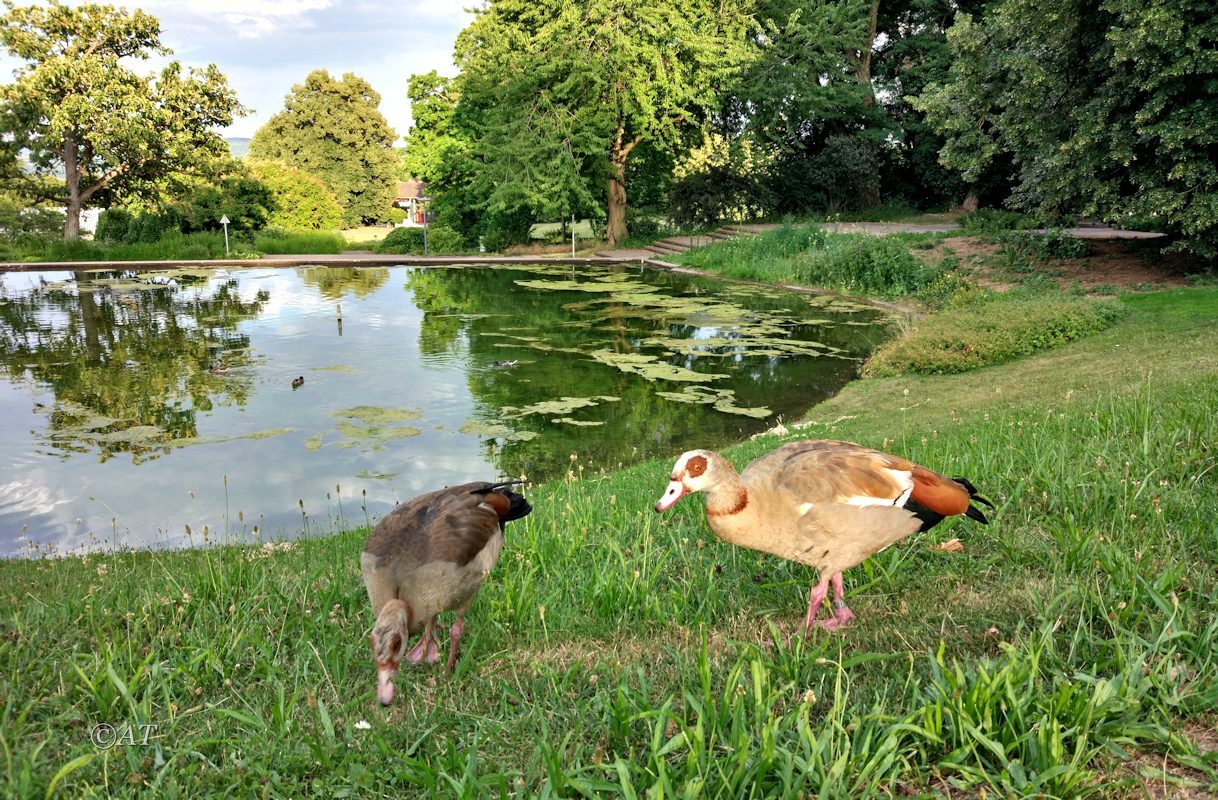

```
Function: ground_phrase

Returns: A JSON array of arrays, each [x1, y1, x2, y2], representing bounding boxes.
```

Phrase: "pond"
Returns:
[[0, 263, 894, 556]]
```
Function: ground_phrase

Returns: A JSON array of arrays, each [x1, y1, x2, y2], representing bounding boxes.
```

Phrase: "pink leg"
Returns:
[[812, 573, 855, 629], [406, 617, 438, 663], [796, 576, 831, 637], [446, 616, 465, 673]]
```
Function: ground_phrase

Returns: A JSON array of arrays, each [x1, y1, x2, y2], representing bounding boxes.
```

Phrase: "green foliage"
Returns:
[[957, 208, 1040, 233], [0, 0, 244, 238], [667, 166, 771, 228], [30, 230, 235, 261], [0, 192, 62, 247], [253, 229, 345, 255], [174, 173, 273, 233], [864, 294, 1125, 376], [249, 70, 397, 227], [247, 160, 343, 231], [678, 225, 941, 298], [440, 0, 752, 245], [94, 208, 183, 244], [915, 0, 1218, 257], [992, 229, 1092, 260], [374, 225, 466, 255]]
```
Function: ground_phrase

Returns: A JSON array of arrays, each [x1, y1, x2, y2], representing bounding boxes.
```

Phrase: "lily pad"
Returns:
[[588, 350, 726, 383], [502, 395, 620, 418], [654, 386, 772, 418], [330, 406, 422, 425], [356, 469, 399, 480]]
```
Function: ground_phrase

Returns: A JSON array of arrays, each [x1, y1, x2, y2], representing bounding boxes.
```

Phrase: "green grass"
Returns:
[[865, 292, 1126, 376], [0, 229, 349, 262], [253, 229, 346, 255], [675, 224, 942, 299], [3, 288, 1216, 796]]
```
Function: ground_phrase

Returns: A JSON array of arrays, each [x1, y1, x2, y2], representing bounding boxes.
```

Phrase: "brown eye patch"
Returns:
[[685, 455, 707, 477]]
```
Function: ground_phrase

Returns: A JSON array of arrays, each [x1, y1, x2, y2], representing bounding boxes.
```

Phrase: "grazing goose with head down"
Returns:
[[362, 480, 531, 703], [655, 440, 992, 633]]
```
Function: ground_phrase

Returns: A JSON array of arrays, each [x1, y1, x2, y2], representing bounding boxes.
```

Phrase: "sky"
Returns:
[[0, 0, 476, 142]]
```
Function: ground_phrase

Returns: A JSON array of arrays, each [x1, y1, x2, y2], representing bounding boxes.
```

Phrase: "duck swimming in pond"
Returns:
[[493, 360, 518, 369], [291, 376, 305, 389]]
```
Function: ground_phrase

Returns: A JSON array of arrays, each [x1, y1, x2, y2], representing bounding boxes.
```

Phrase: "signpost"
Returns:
[[419, 197, 432, 255], [219, 215, 230, 255]]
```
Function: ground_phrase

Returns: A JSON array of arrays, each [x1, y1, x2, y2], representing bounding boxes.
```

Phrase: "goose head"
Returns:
[[654, 449, 729, 512], [369, 598, 410, 705]]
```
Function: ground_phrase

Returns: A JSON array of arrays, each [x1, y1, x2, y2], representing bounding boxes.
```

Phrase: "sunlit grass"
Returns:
[[1, 289, 1216, 795]]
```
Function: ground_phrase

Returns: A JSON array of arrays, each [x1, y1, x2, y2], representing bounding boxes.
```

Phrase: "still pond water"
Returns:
[[0, 263, 893, 556]]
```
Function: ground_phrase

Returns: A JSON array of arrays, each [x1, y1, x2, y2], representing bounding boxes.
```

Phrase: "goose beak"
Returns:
[[655, 480, 686, 512], [377, 666, 396, 705]]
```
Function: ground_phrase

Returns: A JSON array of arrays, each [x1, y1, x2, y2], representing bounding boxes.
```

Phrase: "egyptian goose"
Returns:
[[361, 480, 531, 703], [655, 440, 991, 632]]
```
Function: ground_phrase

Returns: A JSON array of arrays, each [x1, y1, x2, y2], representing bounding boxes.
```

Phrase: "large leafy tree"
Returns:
[[915, 0, 1218, 254], [249, 70, 398, 227], [0, 0, 244, 239], [450, 0, 752, 246]]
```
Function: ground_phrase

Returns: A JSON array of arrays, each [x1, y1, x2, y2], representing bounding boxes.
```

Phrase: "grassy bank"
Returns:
[[2, 288, 1216, 797], [0, 229, 345, 263]]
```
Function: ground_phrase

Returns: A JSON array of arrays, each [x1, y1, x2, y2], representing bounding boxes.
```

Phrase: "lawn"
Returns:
[[2, 282, 1215, 795]]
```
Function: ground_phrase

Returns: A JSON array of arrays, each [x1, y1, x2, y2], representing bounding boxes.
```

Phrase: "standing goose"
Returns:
[[362, 480, 531, 703], [655, 440, 992, 633]]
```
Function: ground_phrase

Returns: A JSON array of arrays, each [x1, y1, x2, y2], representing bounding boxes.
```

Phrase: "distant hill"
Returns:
[[225, 137, 251, 159]]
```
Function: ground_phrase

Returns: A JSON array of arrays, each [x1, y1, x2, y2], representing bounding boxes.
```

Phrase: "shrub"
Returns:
[[247, 160, 343, 231], [992, 229, 1092, 260], [668, 166, 770, 227], [0, 197, 64, 246], [375, 225, 465, 255], [958, 208, 1039, 233], [864, 295, 1126, 376]]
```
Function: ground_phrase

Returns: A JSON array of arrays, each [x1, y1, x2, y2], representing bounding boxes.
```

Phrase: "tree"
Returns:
[[450, 0, 751, 246], [249, 70, 398, 227], [915, 0, 1218, 254], [0, 0, 244, 239], [247, 160, 343, 230]]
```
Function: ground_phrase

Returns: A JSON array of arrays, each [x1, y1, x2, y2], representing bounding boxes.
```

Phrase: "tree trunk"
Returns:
[[606, 163, 627, 247], [63, 132, 82, 240], [850, 0, 882, 208], [856, 0, 880, 109], [961, 190, 979, 214]]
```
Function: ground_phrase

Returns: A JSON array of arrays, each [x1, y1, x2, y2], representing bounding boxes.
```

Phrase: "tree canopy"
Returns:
[[0, 0, 244, 239], [423, 0, 753, 246], [249, 70, 398, 227], [915, 0, 1217, 254]]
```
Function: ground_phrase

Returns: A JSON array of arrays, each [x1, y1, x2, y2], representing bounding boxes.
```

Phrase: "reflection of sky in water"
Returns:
[[0, 265, 891, 556]]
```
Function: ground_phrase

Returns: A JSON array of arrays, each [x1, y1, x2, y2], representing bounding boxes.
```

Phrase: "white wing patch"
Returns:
[[843, 469, 914, 507], [796, 502, 815, 516]]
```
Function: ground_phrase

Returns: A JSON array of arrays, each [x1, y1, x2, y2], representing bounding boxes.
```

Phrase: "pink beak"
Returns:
[[377, 666, 396, 705], [655, 480, 686, 512]]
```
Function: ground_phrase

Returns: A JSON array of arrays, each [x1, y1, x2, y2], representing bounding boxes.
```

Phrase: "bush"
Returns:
[[668, 166, 770, 227], [958, 208, 1040, 233], [992, 229, 1092, 260], [247, 160, 343, 231], [0, 197, 64, 247], [864, 295, 1126, 376], [375, 225, 465, 255]]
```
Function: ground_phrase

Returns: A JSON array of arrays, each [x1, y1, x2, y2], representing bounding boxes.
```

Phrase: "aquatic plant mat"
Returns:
[[1, 288, 1215, 796]]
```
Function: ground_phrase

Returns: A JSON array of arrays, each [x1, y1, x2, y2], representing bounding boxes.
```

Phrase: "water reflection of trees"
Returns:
[[406, 266, 891, 482], [0, 271, 268, 462], [300, 267, 389, 299]]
